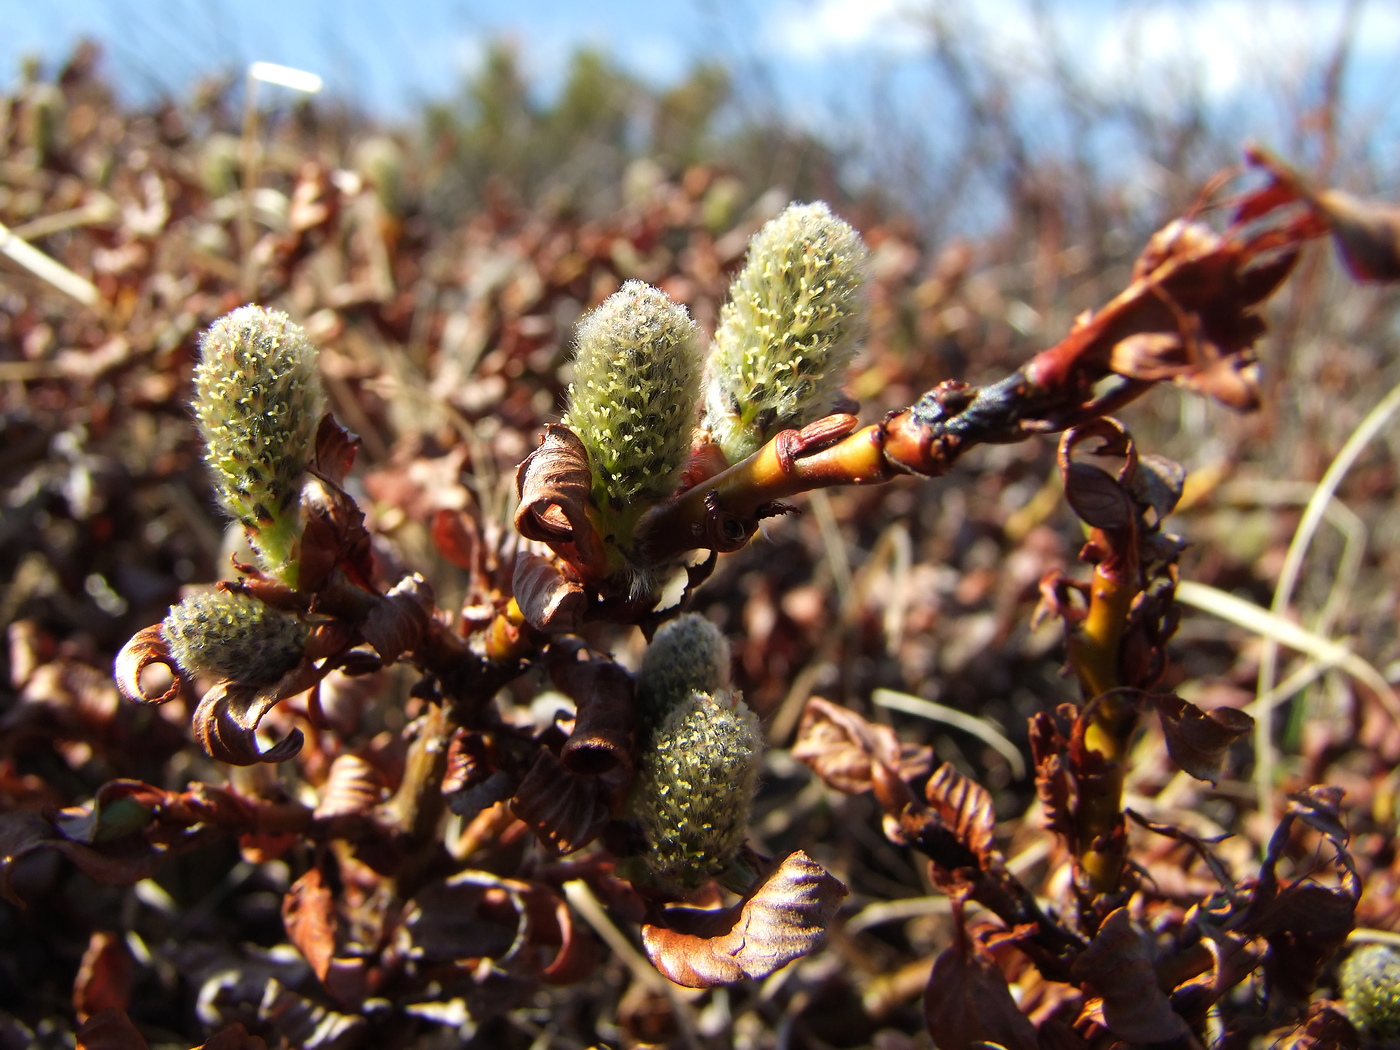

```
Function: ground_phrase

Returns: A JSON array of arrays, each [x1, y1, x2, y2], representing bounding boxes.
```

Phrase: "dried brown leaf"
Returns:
[[1272, 1002, 1359, 1050], [641, 850, 847, 988], [190, 657, 323, 765], [312, 413, 360, 485], [1151, 694, 1253, 784], [510, 747, 614, 854], [513, 551, 586, 634], [74, 1008, 148, 1050], [1315, 188, 1400, 282], [113, 625, 182, 706], [197, 1024, 270, 1050], [514, 424, 608, 582], [1071, 908, 1193, 1045], [1029, 709, 1074, 841], [792, 696, 930, 795], [923, 902, 1038, 1050], [359, 574, 432, 664], [282, 866, 338, 983], [551, 648, 636, 777], [924, 762, 997, 866], [73, 931, 134, 1022], [313, 754, 386, 820]]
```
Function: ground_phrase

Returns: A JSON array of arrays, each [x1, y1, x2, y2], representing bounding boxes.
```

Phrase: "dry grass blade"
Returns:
[[0, 220, 102, 307], [873, 688, 1027, 779]]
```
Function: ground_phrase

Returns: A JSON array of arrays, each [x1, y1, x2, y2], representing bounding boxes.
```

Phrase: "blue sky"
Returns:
[[9, 0, 1400, 123]]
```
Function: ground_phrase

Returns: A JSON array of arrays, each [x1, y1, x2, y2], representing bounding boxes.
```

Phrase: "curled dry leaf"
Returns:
[[1071, 907, 1193, 1045], [190, 658, 323, 765], [640, 850, 847, 988], [297, 473, 375, 593], [313, 753, 386, 820], [113, 625, 182, 705], [513, 551, 586, 634], [1271, 1002, 1359, 1050], [550, 648, 636, 777], [514, 424, 608, 583], [510, 747, 616, 854], [923, 900, 1038, 1050], [1150, 693, 1253, 784], [924, 762, 998, 869], [312, 413, 360, 486], [359, 573, 433, 664], [792, 696, 932, 795], [1028, 708, 1075, 842]]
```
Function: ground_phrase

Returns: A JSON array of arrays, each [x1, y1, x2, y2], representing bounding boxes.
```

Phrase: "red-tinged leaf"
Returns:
[[359, 574, 432, 664], [1070, 907, 1193, 1045], [514, 424, 608, 582], [792, 696, 931, 795], [297, 475, 374, 593], [282, 866, 338, 983], [1150, 694, 1252, 784], [536, 886, 600, 985], [510, 747, 615, 854], [196, 1024, 269, 1050], [924, 762, 997, 867], [513, 551, 586, 634], [923, 899, 1038, 1050], [1314, 188, 1400, 282], [431, 507, 480, 571], [74, 1008, 148, 1050], [641, 850, 847, 988], [73, 931, 134, 1022], [113, 625, 182, 705], [550, 646, 636, 777], [312, 413, 360, 485]]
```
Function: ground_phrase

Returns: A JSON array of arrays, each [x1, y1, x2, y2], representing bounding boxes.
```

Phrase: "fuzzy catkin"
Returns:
[[703, 202, 868, 464], [194, 305, 324, 528], [562, 281, 703, 508], [162, 589, 308, 685], [630, 687, 762, 889], [637, 613, 731, 725], [1341, 944, 1400, 1043]]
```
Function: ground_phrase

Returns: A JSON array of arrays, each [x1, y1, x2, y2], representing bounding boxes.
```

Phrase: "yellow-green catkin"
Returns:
[[1341, 944, 1400, 1045], [702, 201, 869, 465], [194, 306, 324, 581], [562, 281, 703, 510], [629, 687, 762, 890], [636, 613, 731, 725], [162, 589, 308, 685]]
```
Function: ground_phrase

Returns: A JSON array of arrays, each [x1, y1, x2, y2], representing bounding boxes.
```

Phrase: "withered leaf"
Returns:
[[1151, 694, 1253, 785], [312, 413, 360, 485], [514, 424, 608, 582], [792, 696, 931, 795], [513, 551, 586, 634], [924, 762, 997, 867], [55, 780, 166, 844], [113, 625, 182, 706], [551, 648, 636, 778], [1271, 1002, 1359, 1050], [1071, 907, 1192, 1045], [641, 850, 847, 988], [282, 866, 338, 983], [190, 656, 324, 765], [1314, 188, 1400, 282], [510, 747, 615, 854], [197, 1025, 270, 1050], [360, 574, 433, 664], [73, 931, 134, 1022], [313, 753, 386, 820], [1028, 709, 1074, 841], [74, 1008, 148, 1050], [923, 901, 1038, 1050]]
